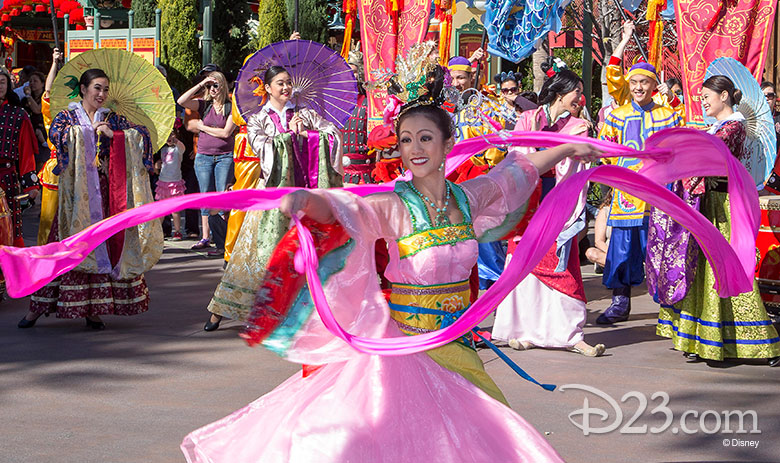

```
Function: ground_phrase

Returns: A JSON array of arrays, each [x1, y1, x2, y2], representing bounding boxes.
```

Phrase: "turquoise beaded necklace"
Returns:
[[407, 180, 452, 226]]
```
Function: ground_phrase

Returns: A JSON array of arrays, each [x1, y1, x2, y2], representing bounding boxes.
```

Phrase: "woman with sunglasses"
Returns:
[[178, 71, 236, 250]]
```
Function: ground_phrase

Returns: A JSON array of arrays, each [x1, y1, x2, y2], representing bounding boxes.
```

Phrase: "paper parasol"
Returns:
[[235, 40, 358, 129], [703, 57, 777, 188], [50, 48, 176, 153]]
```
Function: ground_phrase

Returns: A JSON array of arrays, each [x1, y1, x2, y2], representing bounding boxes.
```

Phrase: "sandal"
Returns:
[[508, 339, 535, 351], [191, 239, 211, 250], [568, 343, 606, 357]]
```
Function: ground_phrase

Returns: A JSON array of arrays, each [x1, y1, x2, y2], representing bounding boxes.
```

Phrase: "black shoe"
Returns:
[[769, 356, 780, 367], [684, 352, 701, 363], [204, 314, 222, 332], [85, 318, 106, 330], [18, 314, 41, 328]]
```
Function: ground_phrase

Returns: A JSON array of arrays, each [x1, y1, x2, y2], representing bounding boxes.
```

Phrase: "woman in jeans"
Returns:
[[177, 71, 236, 249]]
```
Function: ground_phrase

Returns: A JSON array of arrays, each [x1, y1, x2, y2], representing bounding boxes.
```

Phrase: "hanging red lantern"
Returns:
[[0, 14, 9, 22], [69, 8, 84, 23], [56, 10, 63, 18], [21, 4, 32, 12], [35, 4, 46, 12], [10, 8, 21, 16]]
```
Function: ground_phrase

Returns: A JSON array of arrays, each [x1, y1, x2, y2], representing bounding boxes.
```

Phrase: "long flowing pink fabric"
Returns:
[[0, 129, 758, 356]]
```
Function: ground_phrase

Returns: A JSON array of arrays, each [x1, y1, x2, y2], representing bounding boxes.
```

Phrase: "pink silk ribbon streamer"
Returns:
[[0, 129, 758, 356]]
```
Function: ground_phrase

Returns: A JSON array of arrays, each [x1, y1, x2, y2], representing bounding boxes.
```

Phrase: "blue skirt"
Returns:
[[602, 222, 648, 289]]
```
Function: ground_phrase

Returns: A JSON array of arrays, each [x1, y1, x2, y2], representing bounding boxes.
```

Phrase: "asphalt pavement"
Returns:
[[1, 204, 778, 463]]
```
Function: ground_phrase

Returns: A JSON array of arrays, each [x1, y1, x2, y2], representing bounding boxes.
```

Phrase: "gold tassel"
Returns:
[[93, 138, 102, 168]]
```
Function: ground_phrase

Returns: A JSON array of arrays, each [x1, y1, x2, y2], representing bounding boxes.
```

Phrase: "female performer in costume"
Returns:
[[20, 68, 162, 329], [202, 65, 342, 331], [181, 63, 600, 462], [656, 76, 780, 366], [493, 69, 605, 357]]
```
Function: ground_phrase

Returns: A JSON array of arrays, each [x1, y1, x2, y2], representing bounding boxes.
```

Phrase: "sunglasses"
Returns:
[[766, 92, 776, 98], [501, 87, 519, 94], [205, 83, 219, 90]]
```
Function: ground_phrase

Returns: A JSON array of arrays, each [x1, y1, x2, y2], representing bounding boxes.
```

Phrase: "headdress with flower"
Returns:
[[367, 41, 462, 130]]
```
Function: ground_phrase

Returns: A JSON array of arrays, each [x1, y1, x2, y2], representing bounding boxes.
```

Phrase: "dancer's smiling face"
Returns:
[[397, 113, 453, 179], [266, 71, 292, 106], [82, 77, 109, 110]]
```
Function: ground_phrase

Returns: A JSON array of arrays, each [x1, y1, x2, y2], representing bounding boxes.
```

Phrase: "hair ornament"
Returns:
[[368, 41, 465, 125], [494, 71, 519, 84]]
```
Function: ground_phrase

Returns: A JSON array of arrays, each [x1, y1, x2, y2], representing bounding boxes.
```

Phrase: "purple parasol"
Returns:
[[235, 40, 358, 129]]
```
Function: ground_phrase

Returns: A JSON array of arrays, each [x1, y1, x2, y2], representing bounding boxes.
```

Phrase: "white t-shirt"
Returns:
[[158, 145, 183, 182]]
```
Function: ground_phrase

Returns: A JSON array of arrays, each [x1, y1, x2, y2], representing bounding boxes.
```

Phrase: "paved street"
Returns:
[[1, 205, 779, 463]]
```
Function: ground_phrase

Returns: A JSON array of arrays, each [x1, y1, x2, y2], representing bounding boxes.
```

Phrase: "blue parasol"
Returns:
[[704, 57, 777, 188], [234, 40, 358, 129]]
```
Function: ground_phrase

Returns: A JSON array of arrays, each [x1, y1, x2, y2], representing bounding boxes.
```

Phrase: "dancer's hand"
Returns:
[[289, 113, 303, 134], [468, 47, 485, 63], [567, 143, 603, 163], [280, 190, 335, 223], [289, 31, 301, 40], [280, 190, 311, 218], [621, 21, 635, 43], [93, 121, 113, 138]]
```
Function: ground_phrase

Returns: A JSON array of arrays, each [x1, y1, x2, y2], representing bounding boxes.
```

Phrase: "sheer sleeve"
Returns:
[[460, 149, 540, 240]]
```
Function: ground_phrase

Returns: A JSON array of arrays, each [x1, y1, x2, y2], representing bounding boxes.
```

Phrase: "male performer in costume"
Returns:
[[606, 21, 685, 123], [597, 61, 683, 324], [341, 46, 372, 184], [448, 55, 507, 168]]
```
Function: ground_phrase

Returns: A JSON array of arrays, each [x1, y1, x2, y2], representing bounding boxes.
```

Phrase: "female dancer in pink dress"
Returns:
[[180, 64, 602, 462]]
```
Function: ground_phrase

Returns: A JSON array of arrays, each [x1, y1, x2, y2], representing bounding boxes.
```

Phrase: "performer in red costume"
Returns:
[[0, 69, 39, 247]]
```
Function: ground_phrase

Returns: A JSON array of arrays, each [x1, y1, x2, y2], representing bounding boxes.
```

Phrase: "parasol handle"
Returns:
[[473, 28, 488, 90], [49, 0, 61, 65], [610, 0, 649, 64], [294, 0, 299, 33]]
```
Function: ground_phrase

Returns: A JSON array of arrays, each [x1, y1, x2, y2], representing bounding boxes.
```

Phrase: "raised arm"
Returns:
[[44, 48, 62, 95], [177, 78, 210, 111]]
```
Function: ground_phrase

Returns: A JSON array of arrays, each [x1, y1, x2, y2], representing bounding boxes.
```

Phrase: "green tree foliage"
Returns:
[[285, 0, 329, 43], [160, 0, 200, 90], [254, 0, 288, 50], [130, 0, 157, 28], [212, 0, 251, 78]]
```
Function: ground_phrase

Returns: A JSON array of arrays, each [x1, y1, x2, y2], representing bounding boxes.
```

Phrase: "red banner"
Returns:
[[675, 0, 777, 126], [359, 0, 431, 131]]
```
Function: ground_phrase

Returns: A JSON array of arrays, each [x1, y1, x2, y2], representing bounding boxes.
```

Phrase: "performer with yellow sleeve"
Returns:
[[37, 49, 62, 245], [448, 56, 507, 168], [596, 61, 683, 324], [223, 94, 261, 263], [606, 21, 685, 123]]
